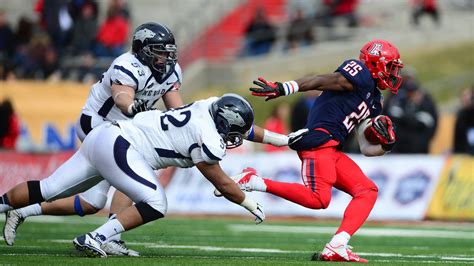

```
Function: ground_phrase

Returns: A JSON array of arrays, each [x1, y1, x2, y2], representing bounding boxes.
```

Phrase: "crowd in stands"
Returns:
[[0, 0, 130, 82]]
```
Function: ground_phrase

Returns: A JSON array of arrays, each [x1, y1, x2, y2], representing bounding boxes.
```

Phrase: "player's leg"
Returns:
[[72, 128, 166, 257], [318, 151, 376, 263], [231, 147, 338, 209]]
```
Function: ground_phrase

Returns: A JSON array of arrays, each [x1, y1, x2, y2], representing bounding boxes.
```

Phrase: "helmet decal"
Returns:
[[219, 107, 245, 127], [369, 43, 383, 56], [134, 28, 156, 43]]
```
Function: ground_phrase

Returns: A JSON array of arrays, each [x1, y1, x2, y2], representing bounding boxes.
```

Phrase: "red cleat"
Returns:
[[214, 167, 258, 197], [319, 243, 368, 263]]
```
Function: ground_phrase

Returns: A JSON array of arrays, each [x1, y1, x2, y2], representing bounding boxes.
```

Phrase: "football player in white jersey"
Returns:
[[2, 22, 184, 256], [0, 94, 306, 257]]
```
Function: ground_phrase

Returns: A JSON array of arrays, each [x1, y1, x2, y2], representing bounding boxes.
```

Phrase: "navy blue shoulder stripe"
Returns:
[[141, 75, 154, 92], [202, 144, 222, 161], [98, 96, 115, 118], [188, 143, 200, 154], [113, 65, 139, 89]]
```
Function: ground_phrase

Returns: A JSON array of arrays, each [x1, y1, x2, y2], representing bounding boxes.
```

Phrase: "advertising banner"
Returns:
[[165, 152, 445, 220], [427, 155, 474, 220]]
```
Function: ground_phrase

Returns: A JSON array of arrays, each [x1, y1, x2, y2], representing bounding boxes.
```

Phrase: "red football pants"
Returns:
[[263, 146, 378, 236]]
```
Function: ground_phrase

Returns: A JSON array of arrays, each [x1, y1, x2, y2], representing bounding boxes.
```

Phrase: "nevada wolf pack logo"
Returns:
[[219, 108, 245, 127], [134, 28, 156, 42]]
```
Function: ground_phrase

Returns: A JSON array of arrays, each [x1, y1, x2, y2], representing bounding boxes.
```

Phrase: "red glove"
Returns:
[[249, 77, 285, 101], [367, 115, 396, 151]]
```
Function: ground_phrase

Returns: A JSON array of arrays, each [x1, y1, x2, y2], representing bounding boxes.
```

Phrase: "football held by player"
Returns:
[[243, 39, 402, 263]]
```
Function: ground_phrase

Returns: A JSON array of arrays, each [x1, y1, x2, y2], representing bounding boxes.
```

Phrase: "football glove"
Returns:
[[127, 99, 150, 116], [369, 115, 396, 151], [249, 77, 285, 101], [288, 128, 309, 146], [251, 203, 265, 224]]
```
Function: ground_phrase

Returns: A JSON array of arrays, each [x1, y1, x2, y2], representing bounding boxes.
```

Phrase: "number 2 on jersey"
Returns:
[[343, 102, 370, 132], [160, 110, 191, 130], [342, 61, 363, 76]]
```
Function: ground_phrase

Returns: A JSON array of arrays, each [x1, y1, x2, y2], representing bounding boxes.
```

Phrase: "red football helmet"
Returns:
[[359, 40, 404, 94]]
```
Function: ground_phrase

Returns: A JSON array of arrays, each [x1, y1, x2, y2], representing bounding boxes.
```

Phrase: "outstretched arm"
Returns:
[[249, 73, 354, 101], [246, 125, 308, 147], [196, 162, 265, 224]]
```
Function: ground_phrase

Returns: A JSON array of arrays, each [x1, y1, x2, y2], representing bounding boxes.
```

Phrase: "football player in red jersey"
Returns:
[[244, 40, 401, 262]]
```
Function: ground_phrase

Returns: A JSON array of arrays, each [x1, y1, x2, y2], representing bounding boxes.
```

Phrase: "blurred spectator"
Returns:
[[35, 0, 74, 55], [453, 86, 474, 155], [383, 79, 438, 153], [286, 8, 315, 51], [69, 2, 98, 55], [321, 0, 359, 28], [69, 0, 98, 22], [0, 9, 15, 58], [264, 102, 290, 152], [20, 33, 60, 80], [241, 8, 277, 56], [290, 90, 321, 132], [411, 0, 440, 26], [108, 0, 130, 20], [0, 98, 20, 150], [94, 3, 130, 58]]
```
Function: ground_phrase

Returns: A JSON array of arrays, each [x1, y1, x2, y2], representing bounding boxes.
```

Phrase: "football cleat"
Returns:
[[3, 210, 25, 246], [214, 167, 259, 197], [317, 243, 368, 263], [101, 240, 140, 257], [73, 233, 107, 258]]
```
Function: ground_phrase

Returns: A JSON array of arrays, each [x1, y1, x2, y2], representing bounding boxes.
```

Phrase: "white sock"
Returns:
[[0, 204, 12, 213], [251, 175, 267, 192], [329, 231, 351, 247], [92, 218, 125, 243], [16, 204, 42, 218], [106, 214, 121, 242]]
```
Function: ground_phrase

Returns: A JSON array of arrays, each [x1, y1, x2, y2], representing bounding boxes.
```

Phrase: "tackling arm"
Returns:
[[196, 162, 265, 224], [246, 125, 308, 147]]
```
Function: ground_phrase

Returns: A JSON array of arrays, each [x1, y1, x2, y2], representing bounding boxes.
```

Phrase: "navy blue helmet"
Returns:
[[132, 22, 177, 82], [210, 94, 254, 149]]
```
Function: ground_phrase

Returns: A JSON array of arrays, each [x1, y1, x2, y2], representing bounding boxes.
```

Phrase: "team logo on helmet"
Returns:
[[134, 28, 156, 42], [369, 43, 383, 56], [219, 108, 245, 127]]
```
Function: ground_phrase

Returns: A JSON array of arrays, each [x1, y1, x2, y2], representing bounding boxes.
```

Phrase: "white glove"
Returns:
[[251, 203, 265, 224], [240, 197, 265, 224], [288, 128, 309, 145]]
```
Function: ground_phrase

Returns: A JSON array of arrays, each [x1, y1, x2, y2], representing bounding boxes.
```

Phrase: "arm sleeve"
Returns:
[[336, 59, 375, 96], [357, 118, 386, 157]]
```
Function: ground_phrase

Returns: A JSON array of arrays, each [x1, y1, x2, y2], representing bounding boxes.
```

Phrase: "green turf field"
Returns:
[[0, 215, 473, 265]]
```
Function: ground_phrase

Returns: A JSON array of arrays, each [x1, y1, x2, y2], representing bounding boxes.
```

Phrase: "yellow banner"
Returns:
[[427, 155, 474, 220]]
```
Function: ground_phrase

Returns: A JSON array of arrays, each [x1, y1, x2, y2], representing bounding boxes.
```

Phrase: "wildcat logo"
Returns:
[[134, 28, 156, 42], [369, 43, 383, 56], [219, 108, 245, 127]]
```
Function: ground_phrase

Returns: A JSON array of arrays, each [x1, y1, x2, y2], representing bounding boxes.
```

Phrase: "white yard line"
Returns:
[[47, 239, 474, 262], [229, 224, 474, 239]]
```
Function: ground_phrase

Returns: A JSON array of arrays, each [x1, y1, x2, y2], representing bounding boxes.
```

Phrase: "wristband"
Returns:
[[282, 80, 299, 96], [246, 125, 255, 141], [240, 196, 257, 212], [262, 129, 288, 147]]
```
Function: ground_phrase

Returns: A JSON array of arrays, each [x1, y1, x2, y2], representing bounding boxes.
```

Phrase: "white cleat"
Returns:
[[101, 240, 140, 257], [3, 210, 25, 246], [214, 167, 262, 197], [73, 233, 107, 258]]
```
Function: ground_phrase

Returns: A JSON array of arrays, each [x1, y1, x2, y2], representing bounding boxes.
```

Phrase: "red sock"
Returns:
[[263, 178, 326, 209]]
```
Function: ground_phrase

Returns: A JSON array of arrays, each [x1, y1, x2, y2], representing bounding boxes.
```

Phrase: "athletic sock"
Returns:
[[329, 231, 351, 247], [92, 218, 125, 242], [16, 204, 42, 218], [0, 194, 12, 212]]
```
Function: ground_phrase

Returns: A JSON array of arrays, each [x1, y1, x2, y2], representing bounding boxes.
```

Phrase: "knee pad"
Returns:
[[27, 181, 44, 205], [135, 201, 165, 224]]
